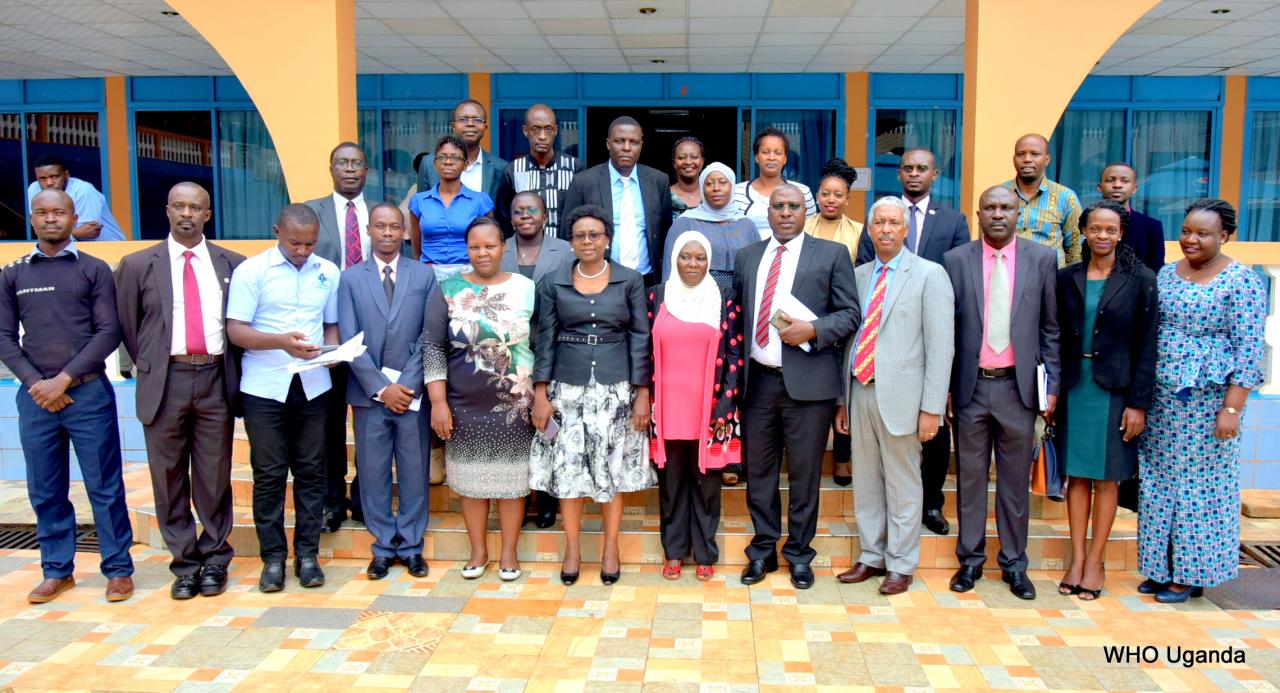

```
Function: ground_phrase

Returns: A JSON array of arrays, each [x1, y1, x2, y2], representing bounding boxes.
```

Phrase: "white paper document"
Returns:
[[774, 293, 817, 353], [377, 367, 422, 412], [1037, 363, 1049, 412], [286, 331, 367, 374]]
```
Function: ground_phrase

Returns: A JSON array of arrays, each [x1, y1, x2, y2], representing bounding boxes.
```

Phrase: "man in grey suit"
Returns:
[[943, 185, 1060, 600], [835, 196, 954, 595], [417, 99, 508, 199], [337, 203, 436, 581]]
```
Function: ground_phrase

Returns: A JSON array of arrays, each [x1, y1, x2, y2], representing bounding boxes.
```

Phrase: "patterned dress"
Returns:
[[1139, 262, 1266, 587], [423, 273, 536, 499]]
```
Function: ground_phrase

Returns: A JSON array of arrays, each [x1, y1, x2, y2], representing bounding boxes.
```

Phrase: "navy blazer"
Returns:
[[1056, 261, 1158, 409], [856, 197, 970, 267], [560, 162, 672, 278], [1125, 208, 1166, 273], [337, 256, 437, 406]]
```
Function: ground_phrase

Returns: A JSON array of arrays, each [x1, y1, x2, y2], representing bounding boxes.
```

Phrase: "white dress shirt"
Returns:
[[461, 149, 484, 194], [374, 254, 398, 285], [749, 233, 805, 368], [906, 194, 930, 254], [167, 235, 225, 355], [332, 191, 370, 270]]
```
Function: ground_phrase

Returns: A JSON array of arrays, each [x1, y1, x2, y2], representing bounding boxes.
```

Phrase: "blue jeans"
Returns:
[[17, 376, 134, 578]]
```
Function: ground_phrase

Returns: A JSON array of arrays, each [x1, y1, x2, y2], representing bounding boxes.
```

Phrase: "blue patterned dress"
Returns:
[[1139, 262, 1266, 587]]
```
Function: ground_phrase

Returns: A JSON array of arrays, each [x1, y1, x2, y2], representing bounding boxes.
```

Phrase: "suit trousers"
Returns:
[[242, 377, 328, 562], [142, 362, 235, 576], [848, 380, 923, 574], [352, 404, 431, 558], [657, 440, 722, 565], [743, 366, 834, 565], [323, 364, 360, 517], [920, 422, 953, 514], [954, 375, 1037, 571], [17, 377, 133, 579]]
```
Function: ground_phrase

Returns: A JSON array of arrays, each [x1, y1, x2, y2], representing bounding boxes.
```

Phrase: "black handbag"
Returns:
[[1118, 476, 1139, 512]]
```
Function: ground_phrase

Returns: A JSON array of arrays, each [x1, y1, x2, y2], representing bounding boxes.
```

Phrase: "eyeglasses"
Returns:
[[899, 164, 932, 173], [168, 202, 206, 213], [436, 154, 466, 163], [871, 219, 904, 229], [512, 207, 543, 216], [453, 117, 486, 125], [571, 231, 606, 242], [770, 202, 804, 212], [332, 158, 368, 170]]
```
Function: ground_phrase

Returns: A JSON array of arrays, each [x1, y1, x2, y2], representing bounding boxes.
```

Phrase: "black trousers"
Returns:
[[657, 440, 722, 565], [143, 362, 235, 576], [920, 421, 953, 514], [242, 377, 328, 562], [743, 366, 834, 566], [324, 364, 360, 517]]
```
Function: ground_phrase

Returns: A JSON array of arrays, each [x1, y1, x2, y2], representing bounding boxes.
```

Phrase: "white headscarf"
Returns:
[[663, 230, 721, 330], [679, 162, 743, 223]]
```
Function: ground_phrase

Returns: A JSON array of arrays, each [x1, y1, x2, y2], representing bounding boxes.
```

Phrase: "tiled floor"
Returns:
[[0, 547, 1276, 692]]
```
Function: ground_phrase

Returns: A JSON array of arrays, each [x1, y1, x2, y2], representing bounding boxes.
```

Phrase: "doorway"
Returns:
[[585, 107, 739, 184]]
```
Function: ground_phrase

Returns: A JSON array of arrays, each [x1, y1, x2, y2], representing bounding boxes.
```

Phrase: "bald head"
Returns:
[[977, 185, 1019, 248], [32, 188, 73, 211], [30, 189, 76, 248], [524, 103, 559, 161], [1012, 133, 1050, 186], [167, 182, 212, 245]]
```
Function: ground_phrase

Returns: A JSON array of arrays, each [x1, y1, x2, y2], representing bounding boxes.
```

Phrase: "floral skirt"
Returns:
[[529, 377, 655, 502]]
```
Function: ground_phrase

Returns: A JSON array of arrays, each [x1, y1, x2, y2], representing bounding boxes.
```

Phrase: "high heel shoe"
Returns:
[[601, 558, 620, 585], [560, 559, 579, 586], [1155, 584, 1204, 603]]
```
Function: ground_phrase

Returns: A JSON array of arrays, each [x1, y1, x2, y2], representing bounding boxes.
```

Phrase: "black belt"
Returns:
[[752, 360, 783, 374], [68, 371, 102, 388], [557, 334, 623, 345], [171, 353, 223, 365], [979, 367, 1013, 379]]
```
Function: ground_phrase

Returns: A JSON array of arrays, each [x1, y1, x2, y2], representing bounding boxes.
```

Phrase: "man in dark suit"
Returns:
[[943, 185, 1060, 601], [305, 142, 368, 532], [1097, 162, 1166, 272], [856, 146, 970, 537], [116, 182, 244, 600], [337, 203, 436, 581], [734, 185, 859, 589], [417, 99, 508, 199], [561, 116, 672, 283]]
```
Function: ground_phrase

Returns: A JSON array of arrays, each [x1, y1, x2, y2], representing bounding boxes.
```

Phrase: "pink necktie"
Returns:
[[182, 251, 207, 355], [345, 201, 362, 267]]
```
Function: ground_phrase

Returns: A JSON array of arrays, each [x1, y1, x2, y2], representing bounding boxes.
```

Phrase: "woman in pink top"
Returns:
[[647, 230, 744, 582]]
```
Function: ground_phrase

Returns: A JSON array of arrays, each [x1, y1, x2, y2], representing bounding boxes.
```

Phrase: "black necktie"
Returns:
[[382, 265, 395, 305]]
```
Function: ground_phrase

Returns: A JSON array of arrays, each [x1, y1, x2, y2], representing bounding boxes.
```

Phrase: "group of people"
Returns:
[[1, 101, 1263, 608]]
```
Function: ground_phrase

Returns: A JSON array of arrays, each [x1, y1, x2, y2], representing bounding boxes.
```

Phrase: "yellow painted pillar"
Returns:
[[468, 73, 493, 151], [164, 0, 356, 202], [103, 76, 134, 239], [845, 72, 870, 218], [1219, 76, 1248, 213], [961, 0, 1159, 218]]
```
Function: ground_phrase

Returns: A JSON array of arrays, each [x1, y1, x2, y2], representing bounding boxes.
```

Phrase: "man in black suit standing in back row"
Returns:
[[857, 147, 970, 538], [735, 185, 859, 590]]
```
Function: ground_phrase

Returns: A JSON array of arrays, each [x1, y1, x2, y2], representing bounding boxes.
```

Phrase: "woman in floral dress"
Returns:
[[424, 217, 536, 582], [1139, 199, 1266, 603]]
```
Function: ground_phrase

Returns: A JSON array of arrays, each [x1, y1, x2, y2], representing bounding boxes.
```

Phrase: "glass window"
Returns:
[[751, 109, 837, 192], [356, 108, 382, 203], [217, 110, 288, 240], [22, 112, 107, 239], [1245, 110, 1280, 241], [1131, 110, 1212, 236], [872, 108, 960, 209], [1047, 110, 1125, 208], [135, 110, 214, 240], [496, 108, 581, 163], [381, 108, 452, 206], [0, 113, 26, 240]]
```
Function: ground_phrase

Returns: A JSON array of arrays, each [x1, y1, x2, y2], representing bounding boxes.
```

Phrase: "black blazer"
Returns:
[[533, 261, 652, 387], [733, 235, 860, 402], [856, 197, 969, 267], [1056, 261, 1158, 410], [1125, 209, 1166, 274], [560, 162, 672, 278]]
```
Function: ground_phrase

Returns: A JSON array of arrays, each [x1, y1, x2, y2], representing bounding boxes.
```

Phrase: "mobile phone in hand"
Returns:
[[542, 416, 560, 441]]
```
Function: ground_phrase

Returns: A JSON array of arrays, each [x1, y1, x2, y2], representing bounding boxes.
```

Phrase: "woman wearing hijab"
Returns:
[[649, 231, 743, 582]]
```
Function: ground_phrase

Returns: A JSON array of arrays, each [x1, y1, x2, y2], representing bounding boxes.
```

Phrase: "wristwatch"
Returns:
[[1222, 406, 1241, 415]]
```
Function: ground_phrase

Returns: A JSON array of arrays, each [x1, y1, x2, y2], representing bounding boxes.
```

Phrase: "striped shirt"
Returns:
[[1002, 178, 1083, 268], [496, 153, 581, 238]]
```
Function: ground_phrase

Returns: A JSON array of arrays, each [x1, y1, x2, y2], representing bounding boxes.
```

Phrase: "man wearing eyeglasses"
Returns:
[[855, 147, 969, 538], [495, 104, 581, 239], [417, 99, 508, 201]]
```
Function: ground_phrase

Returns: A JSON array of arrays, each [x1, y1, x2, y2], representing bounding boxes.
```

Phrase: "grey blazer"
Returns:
[[840, 251, 954, 436], [943, 237, 1060, 411], [856, 197, 970, 267], [500, 236, 574, 283], [304, 195, 344, 268], [417, 150, 508, 198], [336, 257, 438, 406]]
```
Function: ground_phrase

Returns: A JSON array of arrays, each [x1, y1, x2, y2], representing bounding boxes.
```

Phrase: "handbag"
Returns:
[[1031, 425, 1065, 501]]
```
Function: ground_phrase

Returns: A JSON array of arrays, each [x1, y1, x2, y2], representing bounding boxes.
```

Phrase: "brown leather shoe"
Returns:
[[836, 562, 887, 584], [27, 577, 75, 603], [878, 572, 913, 595], [105, 576, 134, 602]]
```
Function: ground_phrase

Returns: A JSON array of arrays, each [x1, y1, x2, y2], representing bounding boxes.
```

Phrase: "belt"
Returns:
[[752, 360, 783, 374], [68, 371, 101, 388], [978, 367, 1013, 379], [557, 334, 623, 346], [171, 353, 223, 365], [1081, 353, 1095, 360]]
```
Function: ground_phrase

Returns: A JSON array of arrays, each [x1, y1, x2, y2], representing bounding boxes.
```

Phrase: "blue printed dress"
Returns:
[[1139, 262, 1266, 587]]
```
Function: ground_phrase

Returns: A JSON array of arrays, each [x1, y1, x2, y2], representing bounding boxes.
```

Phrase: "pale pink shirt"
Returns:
[[979, 238, 1016, 368]]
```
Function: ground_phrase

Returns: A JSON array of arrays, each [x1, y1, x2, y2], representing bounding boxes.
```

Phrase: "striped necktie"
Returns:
[[344, 201, 362, 268], [754, 246, 786, 348], [852, 265, 888, 384]]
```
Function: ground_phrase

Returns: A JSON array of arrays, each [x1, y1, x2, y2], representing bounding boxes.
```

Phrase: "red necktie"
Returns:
[[852, 266, 888, 384], [182, 250, 207, 355], [754, 246, 786, 348], [345, 201, 362, 267]]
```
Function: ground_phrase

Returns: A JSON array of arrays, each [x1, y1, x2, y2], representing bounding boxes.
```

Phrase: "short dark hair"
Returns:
[[753, 127, 789, 156], [32, 154, 66, 170], [435, 135, 466, 154], [1081, 199, 1130, 233], [1101, 161, 1136, 177], [607, 116, 641, 138], [454, 98, 487, 119], [328, 141, 364, 162], [368, 201, 403, 222], [564, 204, 613, 240], [1186, 197, 1238, 235], [818, 157, 857, 188], [671, 136, 704, 160], [412, 151, 428, 174], [277, 203, 320, 228], [464, 216, 504, 244]]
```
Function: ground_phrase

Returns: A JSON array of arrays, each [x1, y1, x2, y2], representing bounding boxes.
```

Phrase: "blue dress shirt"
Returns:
[[408, 184, 495, 264], [607, 162, 651, 275], [26, 177, 125, 241]]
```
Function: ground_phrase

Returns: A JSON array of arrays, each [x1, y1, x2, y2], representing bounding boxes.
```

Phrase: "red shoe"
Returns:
[[662, 560, 682, 580], [696, 565, 714, 581]]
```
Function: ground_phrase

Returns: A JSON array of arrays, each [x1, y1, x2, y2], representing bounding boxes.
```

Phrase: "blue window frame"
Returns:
[[868, 74, 964, 212], [1242, 77, 1280, 241]]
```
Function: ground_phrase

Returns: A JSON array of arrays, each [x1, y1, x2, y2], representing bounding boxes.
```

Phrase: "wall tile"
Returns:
[[1253, 462, 1280, 490], [1255, 429, 1280, 461]]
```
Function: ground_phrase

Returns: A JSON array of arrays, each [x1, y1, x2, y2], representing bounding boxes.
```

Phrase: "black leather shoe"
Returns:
[[1137, 578, 1171, 595], [560, 570, 579, 586], [600, 570, 620, 586], [949, 565, 982, 592], [740, 557, 779, 585], [321, 510, 345, 534], [535, 493, 558, 529], [171, 574, 199, 600], [923, 510, 950, 536], [1002, 570, 1037, 600], [367, 556, 393, 580], [295, 558, 326, 588], [349, 504, 364, 524], [199, 564, 229, 597], [832, 474, 852, 487], [789, 563, 815, 589], [258, 561, 285, 592], [402, 554, 428, 578]]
